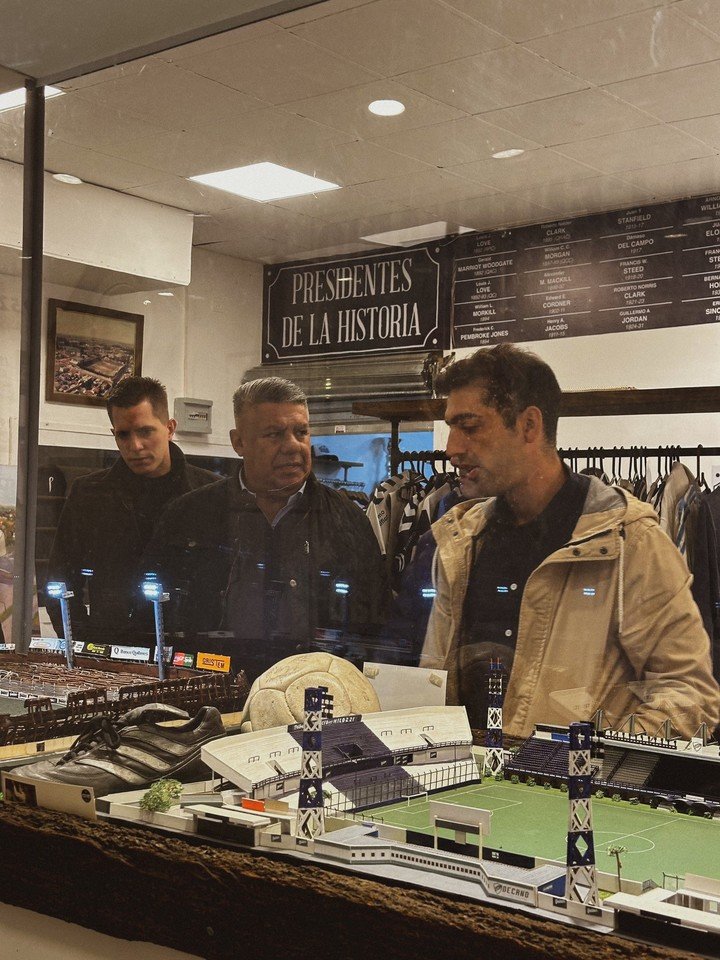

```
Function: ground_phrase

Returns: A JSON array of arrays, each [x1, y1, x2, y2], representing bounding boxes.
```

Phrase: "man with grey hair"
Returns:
[[144, 376, 387, 679]]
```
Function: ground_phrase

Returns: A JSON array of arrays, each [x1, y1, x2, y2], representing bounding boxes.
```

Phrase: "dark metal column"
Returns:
[[12, 81, 45, 653]]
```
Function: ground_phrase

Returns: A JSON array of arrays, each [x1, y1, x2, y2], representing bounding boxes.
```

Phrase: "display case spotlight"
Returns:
[[421, 587, 437, 600], [45, 581, 75, 670], [141, 579, 167, 602], [141, 578, 170, 680], [46, 581, 71, 600], [334, 581, 350, 596]]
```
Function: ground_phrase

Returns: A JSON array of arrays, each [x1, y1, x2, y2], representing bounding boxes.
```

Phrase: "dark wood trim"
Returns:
[[353, 387, 720, 424]]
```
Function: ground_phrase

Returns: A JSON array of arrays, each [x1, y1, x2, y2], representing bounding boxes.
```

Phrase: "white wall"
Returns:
[[0, 246, 263, 471]]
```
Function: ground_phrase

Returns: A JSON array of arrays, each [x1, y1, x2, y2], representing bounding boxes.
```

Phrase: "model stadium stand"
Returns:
[[203, 705, 475, 808], [509, 725, 720, 813], [0, 657, 247, 746], [505, 736, 569, 780]]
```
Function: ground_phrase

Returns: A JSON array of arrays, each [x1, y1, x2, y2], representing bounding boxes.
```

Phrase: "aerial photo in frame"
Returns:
[[46, 299, 144, 407]]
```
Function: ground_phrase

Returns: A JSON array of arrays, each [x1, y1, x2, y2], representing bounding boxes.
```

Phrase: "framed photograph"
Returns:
[[45, 299, 144, 407]]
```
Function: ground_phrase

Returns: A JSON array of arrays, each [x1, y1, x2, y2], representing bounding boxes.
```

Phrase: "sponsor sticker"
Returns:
[[85, 643, 111, 657], [110, 645, 151, 663], [196, 652, 231, 673], [173, 651, 195, 668], [30, 638, 63, 652]]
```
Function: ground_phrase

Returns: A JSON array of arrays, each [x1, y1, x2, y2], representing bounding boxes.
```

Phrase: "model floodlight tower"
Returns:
[[565, 721, 599, 907], [295, 685, 334, 841], [45, 581, 75, 670], [482, 659, 505, 777], [141, 577, 169, 681]]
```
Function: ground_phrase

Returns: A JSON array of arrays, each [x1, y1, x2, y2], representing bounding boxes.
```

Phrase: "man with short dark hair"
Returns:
[[47, 376, 217, 643], [421, 344, 720, 739], [144, 376, 388, 680]]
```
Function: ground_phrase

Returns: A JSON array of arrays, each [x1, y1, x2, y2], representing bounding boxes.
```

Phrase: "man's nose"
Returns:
[[128, 432, 144, 450], [445, 427, 464, 460]]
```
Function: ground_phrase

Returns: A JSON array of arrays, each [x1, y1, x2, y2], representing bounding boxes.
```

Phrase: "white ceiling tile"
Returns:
[[272, 0, 377, 28], [442, 0, 677, 43], [59, 57, 156, 92], [555, 124, 714, 173], [127, 177, 243, 215], [100, 129, 239, 178], [43, 140, 167, 190], [509, 175, 656, 218], [40, 93, 165, 152], [156, 20, 282, 62], [272, 168, 490, 222], [372, 116, 540, 167], [617, 155, 720, 198], [289, 0, 508, 77], [674, 113, 720, 149], [423, 191, 552, 231], [283, 80, 465, 140], [308, 139, 433, 186], [174, 30, 377, 105], [72, 61, 266, 129], [482, 89, 656, 146], [525, 8, 720, 86], [661, 0, 720, 39], [449, 149, 601, 191], [396, 45, 587, 114], [199, 235, 281, 263], [607, 59, 720, 121]]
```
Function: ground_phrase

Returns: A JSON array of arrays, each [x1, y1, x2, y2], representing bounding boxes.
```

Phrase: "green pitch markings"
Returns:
[[379, 780, 720, 885]]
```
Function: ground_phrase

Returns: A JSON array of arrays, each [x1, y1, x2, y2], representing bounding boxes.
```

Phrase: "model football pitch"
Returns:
[[377, 779, 720, 887]]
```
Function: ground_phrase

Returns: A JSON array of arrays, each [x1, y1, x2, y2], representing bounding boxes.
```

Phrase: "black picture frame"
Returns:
[[45, 299, 144, 407]]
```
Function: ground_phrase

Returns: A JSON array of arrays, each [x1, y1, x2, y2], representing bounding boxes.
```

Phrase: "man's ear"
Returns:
[[167, 418, 177, 440], [520, 405, 544, 443], [229, 427, 244, 458]]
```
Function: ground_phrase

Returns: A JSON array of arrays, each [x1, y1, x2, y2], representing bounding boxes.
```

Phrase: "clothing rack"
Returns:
[[352, 386, 720, 474], [394, 445, 720, 477]]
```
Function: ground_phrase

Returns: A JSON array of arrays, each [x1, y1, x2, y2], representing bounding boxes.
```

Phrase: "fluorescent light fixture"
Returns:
[[362, 221, 473, 248], [368, 99, 405, 116], [492, 148, 525, 159], [0, 85, 64, 113], [157, 291, 174, 297], [189, 162, 340, 202], [52, 172, 83, 185]]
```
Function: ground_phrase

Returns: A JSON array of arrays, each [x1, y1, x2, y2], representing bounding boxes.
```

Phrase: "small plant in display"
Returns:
[[612, 793, 622, 802], [139, 778, 183, 813], [526, 777, 536, 787]]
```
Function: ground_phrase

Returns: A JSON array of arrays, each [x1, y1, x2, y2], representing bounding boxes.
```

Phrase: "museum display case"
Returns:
[[2, 1, 720, 957]]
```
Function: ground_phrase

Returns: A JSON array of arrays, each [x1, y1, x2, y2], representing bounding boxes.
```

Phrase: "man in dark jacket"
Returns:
[[47, 377, 218, 644], [143, 377, 388, 680]]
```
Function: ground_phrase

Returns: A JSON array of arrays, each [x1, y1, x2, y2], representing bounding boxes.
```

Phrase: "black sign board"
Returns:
[[263, 245, 448, 362], [451, 193, 720, 347]]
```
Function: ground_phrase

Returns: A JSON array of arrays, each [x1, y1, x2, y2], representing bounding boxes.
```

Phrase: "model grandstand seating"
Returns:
[[506, 736, 569, 779], [288, 717, 393, 772], [607, 750, 659, 787]]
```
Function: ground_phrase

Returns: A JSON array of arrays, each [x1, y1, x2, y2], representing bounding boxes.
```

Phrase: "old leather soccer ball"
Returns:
[[240, 652, 380, 732]]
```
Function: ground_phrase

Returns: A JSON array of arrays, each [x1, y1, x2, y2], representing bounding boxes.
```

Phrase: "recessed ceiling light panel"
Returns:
[[368, 99, 405, 116], [189, 162, 340, 202], [0, 85, 64, 113]]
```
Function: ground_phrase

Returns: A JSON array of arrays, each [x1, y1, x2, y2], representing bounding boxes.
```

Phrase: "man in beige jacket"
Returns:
[[420, 345, 720, 739]]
